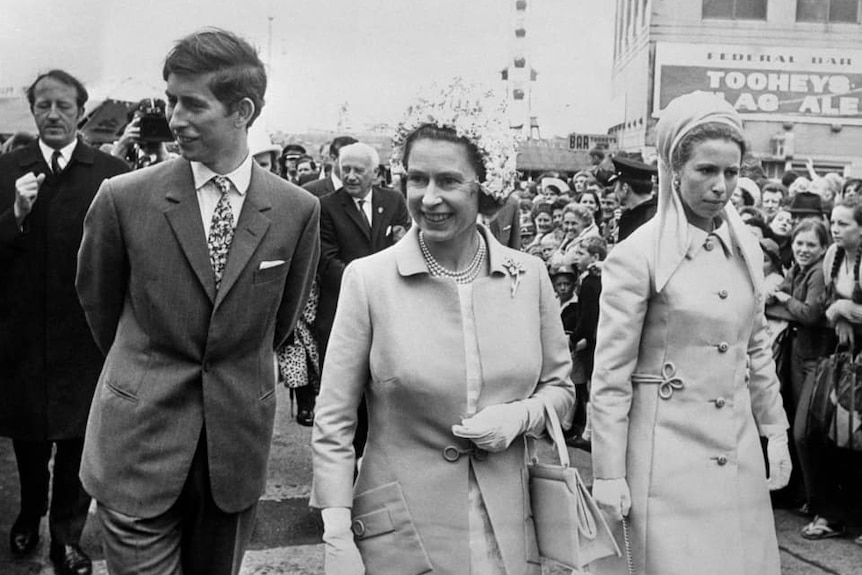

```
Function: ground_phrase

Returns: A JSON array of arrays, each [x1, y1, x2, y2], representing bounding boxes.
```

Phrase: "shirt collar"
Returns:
[[190, 153, 253, 195], [331, 172, 342, 190], [686, 218, 733, 259], [39, 138, 78, 166]]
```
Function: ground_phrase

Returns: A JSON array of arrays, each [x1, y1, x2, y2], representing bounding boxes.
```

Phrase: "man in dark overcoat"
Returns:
[[0, 70, 128, 574]]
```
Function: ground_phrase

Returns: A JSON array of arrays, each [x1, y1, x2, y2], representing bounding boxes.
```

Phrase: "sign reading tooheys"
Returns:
[[654, 42, 862, 125]]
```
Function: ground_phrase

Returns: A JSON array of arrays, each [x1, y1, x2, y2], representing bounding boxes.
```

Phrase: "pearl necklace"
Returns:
[[419, 231, 486, 284]]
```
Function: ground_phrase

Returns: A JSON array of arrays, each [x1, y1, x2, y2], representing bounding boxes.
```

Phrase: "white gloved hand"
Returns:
[[451, 401, 537, 452], [592, 478, 631, 523], [766, 431, 792, 491], [322, 507, 365, 575]]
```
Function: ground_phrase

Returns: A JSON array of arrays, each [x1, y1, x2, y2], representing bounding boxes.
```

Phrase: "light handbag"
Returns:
[[527, 400, 621, 569]]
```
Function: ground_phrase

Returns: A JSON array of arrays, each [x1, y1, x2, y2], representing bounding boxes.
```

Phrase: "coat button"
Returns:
[[351, 519, 366, 537], [718, 342, 729, 353], [718, 289, 728, 299], [704, 241, 715, 251], [716, 455, 728, 466], [714, 397, 726, 408]]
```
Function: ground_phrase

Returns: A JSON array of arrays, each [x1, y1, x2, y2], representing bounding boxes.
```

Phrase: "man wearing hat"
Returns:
[[280, 143, 307, 183], [611, 156, 658, 242], [788, 190, 824, 223]]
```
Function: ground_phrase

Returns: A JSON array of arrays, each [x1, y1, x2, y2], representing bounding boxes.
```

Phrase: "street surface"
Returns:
[[2, 384, 861, 574]]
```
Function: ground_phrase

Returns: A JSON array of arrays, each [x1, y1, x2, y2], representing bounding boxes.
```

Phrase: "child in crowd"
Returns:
[[566, 236, 607, 450], [550, 264, 578, 332], [539, 233, 560, 263]]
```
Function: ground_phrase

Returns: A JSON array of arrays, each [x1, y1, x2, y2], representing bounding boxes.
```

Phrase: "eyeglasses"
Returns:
[[405, 172, 479, 193]]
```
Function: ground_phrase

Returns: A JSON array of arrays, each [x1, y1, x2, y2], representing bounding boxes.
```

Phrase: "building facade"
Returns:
[[612, 0, 862, 177]]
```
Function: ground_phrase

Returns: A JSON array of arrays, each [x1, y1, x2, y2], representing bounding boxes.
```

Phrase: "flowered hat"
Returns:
[[390, 78, 520, 203]]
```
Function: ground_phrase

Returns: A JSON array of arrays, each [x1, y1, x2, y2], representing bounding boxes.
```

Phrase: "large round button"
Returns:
[[718, 289, 728, 299], [351, 519, 366, 537], [718, 342, 729, 353], [716, 455, 728, 466], [714, 397, 726, 408], [704, 241, 715, 251]]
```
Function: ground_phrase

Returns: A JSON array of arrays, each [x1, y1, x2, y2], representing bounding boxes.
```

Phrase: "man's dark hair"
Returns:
[[330, 136, 358, 159], [162, 28, 266, 127], [26, 69, 88, 110]]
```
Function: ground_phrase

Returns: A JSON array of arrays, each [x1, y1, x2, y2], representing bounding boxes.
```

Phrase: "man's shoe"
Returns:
[[9, 514, 40, 555], [49, 543, 92, 575], [296, 409, 314, 427]]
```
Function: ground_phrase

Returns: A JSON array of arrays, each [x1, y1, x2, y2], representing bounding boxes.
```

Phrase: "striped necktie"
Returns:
[[207, 176, 235, 289]]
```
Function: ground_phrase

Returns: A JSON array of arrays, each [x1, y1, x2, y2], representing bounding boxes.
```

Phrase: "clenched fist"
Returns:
[[14, 171, 46, 224]]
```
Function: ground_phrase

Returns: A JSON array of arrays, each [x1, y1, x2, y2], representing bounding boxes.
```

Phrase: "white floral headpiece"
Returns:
[[390, 78, 520, 203]]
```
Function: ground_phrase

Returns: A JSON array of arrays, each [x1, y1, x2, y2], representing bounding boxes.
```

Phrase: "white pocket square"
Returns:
[[259, 260, 285, 270]]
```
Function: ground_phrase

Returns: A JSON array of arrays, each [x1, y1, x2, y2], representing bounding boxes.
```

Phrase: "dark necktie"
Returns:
[[51, 150, 63, 175], [357, 199, 371, 233], [207, 176, 236, 289]]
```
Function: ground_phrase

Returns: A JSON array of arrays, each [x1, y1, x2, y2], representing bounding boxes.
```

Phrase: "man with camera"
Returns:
[[111, 98, 174, 169], [0, 69, 129, 575]]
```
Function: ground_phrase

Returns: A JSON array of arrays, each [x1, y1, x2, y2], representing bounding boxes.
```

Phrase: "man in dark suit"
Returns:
[[76, 29, 319, 574], [0, 69, 128, 575], [487, 193, 520, 249], [316, 142, 410, 443], [302, 135, 357, 198]]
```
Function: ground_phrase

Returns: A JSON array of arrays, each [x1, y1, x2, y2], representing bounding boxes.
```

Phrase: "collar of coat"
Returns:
[[685, 219, 734, 260], [395, 223, 511, 278], [17, 137, 95, 170]]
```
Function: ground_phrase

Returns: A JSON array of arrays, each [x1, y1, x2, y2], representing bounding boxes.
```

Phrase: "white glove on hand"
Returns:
[[451, 400, 539, 452], [766, 431, 792, 491], [322, 507, 365, 575], [592, 478, 631, 523]]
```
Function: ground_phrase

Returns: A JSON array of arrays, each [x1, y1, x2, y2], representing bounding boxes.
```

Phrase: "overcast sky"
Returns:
[[0, 0, 615, 137]]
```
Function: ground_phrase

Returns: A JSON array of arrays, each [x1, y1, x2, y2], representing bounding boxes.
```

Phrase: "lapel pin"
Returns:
[[377, 206, 383, 214]]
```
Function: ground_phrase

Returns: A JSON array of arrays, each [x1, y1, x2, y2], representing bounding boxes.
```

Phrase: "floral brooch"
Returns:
[[502, 257, 526, 298]]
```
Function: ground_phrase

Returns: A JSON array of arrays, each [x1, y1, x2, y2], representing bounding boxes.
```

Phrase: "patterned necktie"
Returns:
[[357, 199, 371, 233], [208, 176, 235, 289], [51, 150, 63, 175]]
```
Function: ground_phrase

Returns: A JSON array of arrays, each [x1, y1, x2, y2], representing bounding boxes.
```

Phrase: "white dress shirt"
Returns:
[[191, 154, 253, 236], [39, 139, 77, 172]]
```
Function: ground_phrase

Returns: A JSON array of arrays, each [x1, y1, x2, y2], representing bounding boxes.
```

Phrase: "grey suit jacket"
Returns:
[[76, 158, 320, 517]]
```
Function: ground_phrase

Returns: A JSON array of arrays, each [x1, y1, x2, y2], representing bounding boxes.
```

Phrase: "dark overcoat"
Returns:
[[0, 139, 128, 440]]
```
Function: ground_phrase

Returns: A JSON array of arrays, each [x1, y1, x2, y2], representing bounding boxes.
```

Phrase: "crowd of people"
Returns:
[[2, 24, 862, 575]]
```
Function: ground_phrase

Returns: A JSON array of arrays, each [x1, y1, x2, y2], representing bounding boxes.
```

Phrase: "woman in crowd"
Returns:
[[526, 202, 555, 249], [769, 206, 795, 270], [548, 203, 597, 269], [310, 83, 574, 575], [590, 92, 790, 575], [578, 188, 603, 228], [795, 197, 862, 543], [840, 178, 861, 203]]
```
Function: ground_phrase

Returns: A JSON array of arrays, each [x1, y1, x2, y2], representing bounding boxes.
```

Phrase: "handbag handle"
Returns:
[[527, 397, 571, 469]]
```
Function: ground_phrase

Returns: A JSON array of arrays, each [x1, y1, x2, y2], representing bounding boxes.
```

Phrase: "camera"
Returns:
[[136, 99, 173, 143]]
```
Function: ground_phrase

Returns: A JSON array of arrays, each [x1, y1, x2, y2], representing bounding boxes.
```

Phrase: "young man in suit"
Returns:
[[76, 28, 320, 574], [0, 69, 129, 575], [316, 142, 410, 442]]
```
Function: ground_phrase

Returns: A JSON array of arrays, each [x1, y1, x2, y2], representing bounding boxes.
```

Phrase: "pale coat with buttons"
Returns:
[[311, 225, 574, 575], [590, 218, 787, 575]]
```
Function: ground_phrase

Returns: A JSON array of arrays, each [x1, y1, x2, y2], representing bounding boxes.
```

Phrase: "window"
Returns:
[[703, 0, 767, 19], [797, 0, 859, 22]]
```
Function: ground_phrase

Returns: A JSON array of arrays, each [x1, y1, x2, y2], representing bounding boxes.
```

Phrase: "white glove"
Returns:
[[451, 400, 540, 452], [766, 431, 792, 491], [592, 478, 631, 523], [322, 507, 365, 575]]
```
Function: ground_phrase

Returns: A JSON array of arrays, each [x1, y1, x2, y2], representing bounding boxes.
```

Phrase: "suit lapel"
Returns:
[[370, 188, 387, 246], [214, 168, 272, 309], [339, 189, 371, 241], [164, 163, 217, 303]]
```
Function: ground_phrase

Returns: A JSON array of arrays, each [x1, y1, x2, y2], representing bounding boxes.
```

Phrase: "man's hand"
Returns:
[[14, 172, 46, 224], [111, 117, 141, 159]]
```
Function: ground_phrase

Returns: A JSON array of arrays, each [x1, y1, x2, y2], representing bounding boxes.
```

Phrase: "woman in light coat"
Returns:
[[310, 83, 574, 575], [589, 92, 791, 575]]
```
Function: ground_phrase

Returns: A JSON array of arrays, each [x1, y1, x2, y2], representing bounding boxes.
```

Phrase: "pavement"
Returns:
[[2, 384, 862, 574]]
